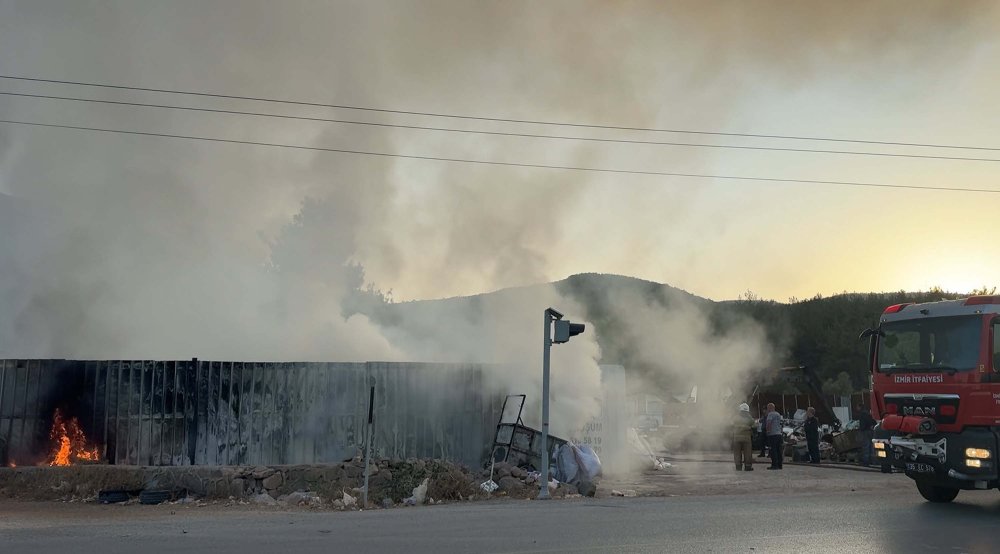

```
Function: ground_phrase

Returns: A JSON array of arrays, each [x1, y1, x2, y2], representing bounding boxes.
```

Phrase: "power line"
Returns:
[[1, 118, 997, 194], [2, 74, 997, 153], [3, 90, 999, 164]]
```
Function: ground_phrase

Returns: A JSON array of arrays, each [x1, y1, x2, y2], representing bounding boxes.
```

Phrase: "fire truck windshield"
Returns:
[[878, 315, 982, 373]]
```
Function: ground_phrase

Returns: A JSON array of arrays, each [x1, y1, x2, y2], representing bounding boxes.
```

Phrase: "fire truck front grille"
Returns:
[[884, 394, 959, 425]]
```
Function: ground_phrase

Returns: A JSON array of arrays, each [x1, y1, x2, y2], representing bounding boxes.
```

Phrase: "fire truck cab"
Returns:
[[865, 296, 1000, 503]]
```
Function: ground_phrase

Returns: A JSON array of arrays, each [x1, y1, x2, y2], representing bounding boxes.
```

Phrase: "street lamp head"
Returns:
[[553, 320, 586, 344]]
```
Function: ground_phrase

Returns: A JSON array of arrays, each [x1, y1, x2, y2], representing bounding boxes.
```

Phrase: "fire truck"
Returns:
[[863, 296, 1000, 503]]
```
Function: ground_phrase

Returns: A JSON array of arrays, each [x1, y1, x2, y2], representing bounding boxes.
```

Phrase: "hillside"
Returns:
[[352, 273, 984, 394]]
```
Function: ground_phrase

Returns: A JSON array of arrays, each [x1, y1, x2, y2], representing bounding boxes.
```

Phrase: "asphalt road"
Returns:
[[4, 487, 1000, 553]]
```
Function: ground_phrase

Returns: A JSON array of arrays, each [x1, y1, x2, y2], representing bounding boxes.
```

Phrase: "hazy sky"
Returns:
[[1, 0, 998, 303]]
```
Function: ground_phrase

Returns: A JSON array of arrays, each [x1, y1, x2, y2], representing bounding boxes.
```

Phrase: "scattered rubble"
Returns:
[[479, 479, 499, 493], [476, 460, 593, 499], [403, 478, 429, 506], [251, 493, 278, 506], [777, 417, 858, 463], [1, 448, 617, 508], [281, 491, 323, 507], [0, 456, 482, 508], [497, 476, 525, 494], [629, 428, 671, 470], [576, 480, 597, 497]]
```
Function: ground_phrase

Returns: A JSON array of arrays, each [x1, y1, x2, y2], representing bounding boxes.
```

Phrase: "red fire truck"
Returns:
[[864, 296, 1000, 503]]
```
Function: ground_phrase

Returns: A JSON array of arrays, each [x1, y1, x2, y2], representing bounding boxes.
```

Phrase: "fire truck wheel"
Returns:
[[916, 480, 960, 503]]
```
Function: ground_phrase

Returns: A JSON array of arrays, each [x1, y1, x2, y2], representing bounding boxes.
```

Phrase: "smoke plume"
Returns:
[[1, 1, 996, 438]]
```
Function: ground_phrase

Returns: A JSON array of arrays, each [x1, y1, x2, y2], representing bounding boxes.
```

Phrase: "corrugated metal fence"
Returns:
[[0, 359, 502, 468], [753, 392, 872, 420]]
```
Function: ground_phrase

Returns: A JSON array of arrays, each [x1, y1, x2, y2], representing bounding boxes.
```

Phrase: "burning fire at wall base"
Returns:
[[3, 409, 101, 468], [46, 409, 100, 466]]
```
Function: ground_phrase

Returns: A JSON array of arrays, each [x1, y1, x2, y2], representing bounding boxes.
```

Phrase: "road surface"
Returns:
[[4, 487, 1000, 553]]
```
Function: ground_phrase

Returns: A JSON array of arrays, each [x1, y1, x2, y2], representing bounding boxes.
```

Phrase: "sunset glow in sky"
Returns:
[[1, 1, 997, 303]]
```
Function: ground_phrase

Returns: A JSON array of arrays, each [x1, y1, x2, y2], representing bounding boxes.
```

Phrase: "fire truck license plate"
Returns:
[[906, 463, 935, 473]]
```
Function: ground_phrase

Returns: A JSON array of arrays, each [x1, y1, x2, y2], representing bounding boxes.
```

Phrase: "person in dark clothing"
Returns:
[[804, 407, 820, 464], [857, 405, 876, 467]]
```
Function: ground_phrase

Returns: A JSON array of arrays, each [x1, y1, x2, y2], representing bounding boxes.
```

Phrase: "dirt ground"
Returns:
[[596, 452, 901, 498], [0, 451, 904, 520]]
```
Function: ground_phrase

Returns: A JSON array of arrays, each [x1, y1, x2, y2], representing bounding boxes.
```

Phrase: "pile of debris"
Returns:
[[0, 455, 485, 509], [477, 461, 579, 498], [479, 442, 604, 499], [778, 410, 858, 462], [228, 455, 482, 509]]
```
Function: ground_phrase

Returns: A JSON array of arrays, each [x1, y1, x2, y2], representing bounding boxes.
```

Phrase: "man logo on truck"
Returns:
[[902, 406, 936, 417]]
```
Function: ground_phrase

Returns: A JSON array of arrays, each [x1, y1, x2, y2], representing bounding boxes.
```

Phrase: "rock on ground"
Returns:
[[497, 476, 525, 494], [251, 493, 277, 506]]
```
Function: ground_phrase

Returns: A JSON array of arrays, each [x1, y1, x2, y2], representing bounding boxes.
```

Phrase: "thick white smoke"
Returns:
[[1, 1, 995, 438], [601, 285, 775, 447]]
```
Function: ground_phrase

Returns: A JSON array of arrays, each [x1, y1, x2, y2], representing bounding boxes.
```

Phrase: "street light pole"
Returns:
[[538, 308, 557, 500], [537, 307, 584, 501]]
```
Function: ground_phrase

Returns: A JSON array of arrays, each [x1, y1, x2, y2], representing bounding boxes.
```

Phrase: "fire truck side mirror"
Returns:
[[992, 320, 1000, 372], [859, 328, 884, 341]]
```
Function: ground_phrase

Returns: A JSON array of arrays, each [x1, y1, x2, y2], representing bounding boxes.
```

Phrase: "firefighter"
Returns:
[[732, 403, 755, 471]]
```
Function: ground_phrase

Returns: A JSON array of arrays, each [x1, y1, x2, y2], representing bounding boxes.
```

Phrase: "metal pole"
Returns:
[[538, 310, 553, 500], [189, 358, 200, 465], [19, 361, 32, 459], [0, 359, 6, 425], [91, 362, 99, 442], [363, 382, 375, 508], [6, 362, 18, 459], [225, 361, 234, 465], [137, 361, 146, 465]]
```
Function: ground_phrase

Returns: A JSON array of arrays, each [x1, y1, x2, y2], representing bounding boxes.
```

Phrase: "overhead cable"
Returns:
[[1, 74, 997, 153], [2, 91, 998, 163], [2, 118, 997, 194]]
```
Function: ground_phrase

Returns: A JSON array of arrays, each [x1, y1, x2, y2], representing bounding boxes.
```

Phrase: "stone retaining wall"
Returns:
[[0, 457, 481, 506]]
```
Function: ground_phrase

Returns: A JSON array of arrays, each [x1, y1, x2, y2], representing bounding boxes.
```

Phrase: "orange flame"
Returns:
[[47, 409, 100, 466]]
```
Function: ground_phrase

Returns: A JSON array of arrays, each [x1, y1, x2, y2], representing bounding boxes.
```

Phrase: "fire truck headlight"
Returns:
[[965, 448, 991, 459], [877, 450, 887, 458], [967, 459, 983, 468], [874, 442, 885, 450]]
